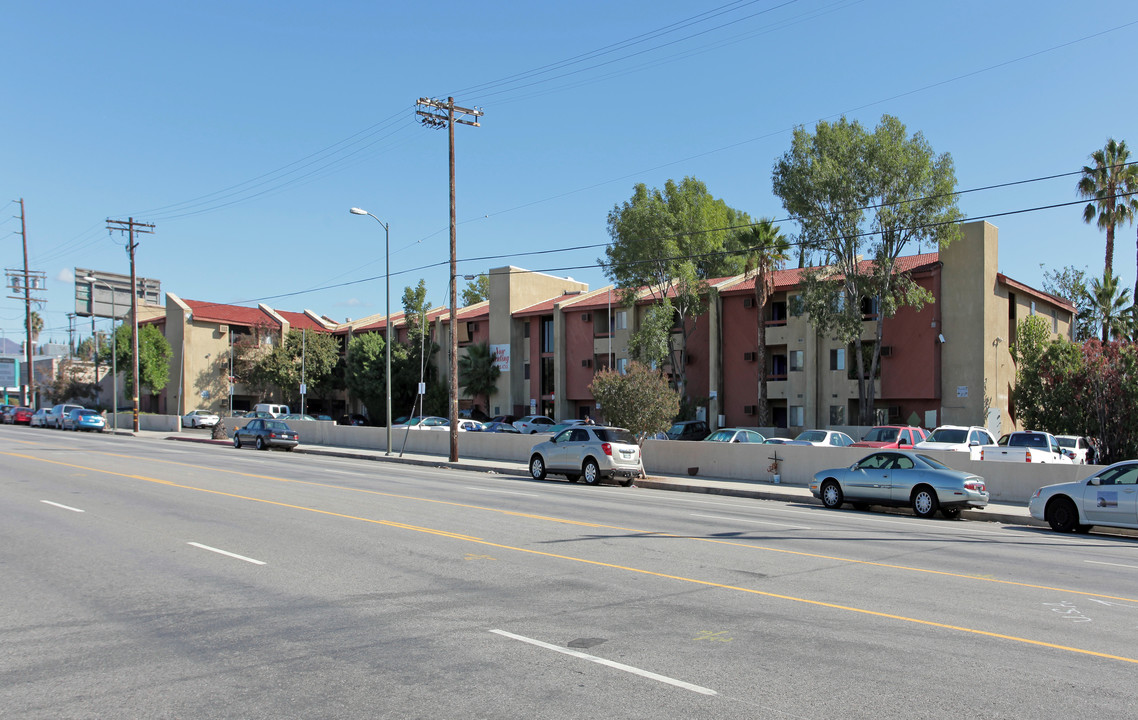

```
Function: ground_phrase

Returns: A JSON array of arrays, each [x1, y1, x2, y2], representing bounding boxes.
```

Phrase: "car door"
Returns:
[[888, 454, 922, 503], [547, 428, 582, 471], [1082, 463, 1138, 525], [844, 453, 894, 502], [242, 419, 261, 442]]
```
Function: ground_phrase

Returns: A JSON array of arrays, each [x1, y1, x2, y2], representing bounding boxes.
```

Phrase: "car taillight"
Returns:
[[1025, 449, 1032, 463], [602, 442, 612, 456], [964, 479, 985, 493]]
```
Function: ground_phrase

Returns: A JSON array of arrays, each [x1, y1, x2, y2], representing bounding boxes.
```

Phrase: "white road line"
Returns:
[[41, 500, 84, 513], [690, 512, 810, 529], [1086, 560, 1138, 570], [490, 629, 716, 695], [187, 542, 266, 565], [464, 487, 539, 497]]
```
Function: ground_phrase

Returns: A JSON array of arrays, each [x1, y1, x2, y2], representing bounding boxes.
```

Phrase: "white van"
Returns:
[[253, 403, 290, 417]]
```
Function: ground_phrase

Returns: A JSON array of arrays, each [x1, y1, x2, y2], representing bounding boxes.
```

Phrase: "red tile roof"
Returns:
[[275, 310, 333, 332], [721, 253, 941, 295], [184, 300, 280, 328], [513, 292, 591, 317]]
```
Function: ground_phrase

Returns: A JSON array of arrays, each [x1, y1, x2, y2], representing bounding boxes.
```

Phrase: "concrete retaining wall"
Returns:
[[112, 413, 181, 432]]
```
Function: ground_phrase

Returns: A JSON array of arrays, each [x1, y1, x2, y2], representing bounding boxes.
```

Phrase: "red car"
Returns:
[[6, 406, 33, 425], [850, 425, 929, 449]]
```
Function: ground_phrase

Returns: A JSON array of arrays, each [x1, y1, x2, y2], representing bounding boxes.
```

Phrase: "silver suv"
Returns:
[[48, 403, 84, 429], [528, 426, 643, 486]]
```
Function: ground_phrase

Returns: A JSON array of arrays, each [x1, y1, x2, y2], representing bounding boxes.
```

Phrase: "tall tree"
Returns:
[[1041, 264, 1095, 342], [457, 341, 500, 412], [461, 274, 490, 306], [1077, 138, 1133, 286], [1084, 273, 1132, 342], [601, 177, 751, 400], [345, 331, 388, 423], [112, 322, 172, 395], [738, 219, 789, 427], [255, 329, 341, 408], [772, 115, 962, 424], [25, 310, 43, 344]]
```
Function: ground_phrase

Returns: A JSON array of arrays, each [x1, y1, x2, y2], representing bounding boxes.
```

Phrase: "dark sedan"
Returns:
[[810, 450, 989, 519], [233, 419, 299, 451]]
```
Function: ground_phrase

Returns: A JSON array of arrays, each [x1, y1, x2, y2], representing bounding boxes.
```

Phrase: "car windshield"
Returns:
[[796, 431, 827, 442], [78, 410, 98, 417], [916, 454, 950, 470], [594, 428, 635, 444], [862, 428, 899, 442], [926, 428, 967, 444]]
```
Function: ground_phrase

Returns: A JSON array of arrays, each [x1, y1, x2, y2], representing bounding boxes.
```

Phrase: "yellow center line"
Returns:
[[7, 448, 1138, 665], [86, 449, 1138, 605]]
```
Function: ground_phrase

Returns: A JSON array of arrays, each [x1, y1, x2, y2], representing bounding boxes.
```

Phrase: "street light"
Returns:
[[83, 275, 117, 434], [349, 207, 392, 456]]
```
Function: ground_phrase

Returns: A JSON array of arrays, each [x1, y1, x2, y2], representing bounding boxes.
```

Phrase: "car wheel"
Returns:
[[940, 506, 962, 520], [233, 435, 242, 449], [582, 459, 601, 485], [912, 486, 939, 519], [256, 437, 266, 451], [1046, 497, 1080, 533], [820, 480, 843, 509], [529, 454, 546, 480], [565, 473, 580, 483]]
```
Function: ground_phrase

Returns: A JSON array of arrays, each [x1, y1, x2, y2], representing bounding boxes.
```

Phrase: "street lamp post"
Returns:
[[83, 276, 117, 434], [349, 208, 392, 456]]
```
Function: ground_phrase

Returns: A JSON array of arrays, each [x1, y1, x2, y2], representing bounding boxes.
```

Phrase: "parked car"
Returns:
[[47, 403, 84, 429], [0, 404, 13, 421], [514, 415, 556, 434], [1029, 461, 1138, 533], [30, 408, 49, 428], [541, 419, 587, 435], [481, 421, 521, 434], [704, 428, 766, 443], [980, 430, 1071, 464], [527, 425, 643, 486], [794, 429, 856, 447], [182, 409, 220, 428], [762, 437, 802, 445], [811, 450, 990, 519], [459, 407, 491, 422], [666, 420, 710, 441], [850, 425, 928, 449], [442, 419, 485, 432], [339, 413, 368, 426], [313, 414, 334, 422], [233, 418, 299, 451], [490, 414, 520, 425], [253, 403, 290, 417], [398, 416, 449, 429], [7, 406, 33, 425], [63, 408, 106, 432], [280, 413, 318, 422], [242, 411, 276, 420], [1055, 435, 1096, 465], [914, 425, 996, 458]]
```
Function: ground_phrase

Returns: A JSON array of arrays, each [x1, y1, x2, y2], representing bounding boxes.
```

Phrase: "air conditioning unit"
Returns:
[[470, 323, 479, 332], [743, 351, 756, 362], [582, 313, 591, 322], [743, 297, 755, 308], [888, 405, 901, 420], [582, 358, 592, 368], [880, 345, 893, 357], [744, 405, 757, 415], [219, 324, 229, 333]]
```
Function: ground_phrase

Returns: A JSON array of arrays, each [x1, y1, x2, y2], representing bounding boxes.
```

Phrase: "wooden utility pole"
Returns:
[[106, 217, 154, 432], [416, 97, 482, 462], [5, 199, 45, 407]]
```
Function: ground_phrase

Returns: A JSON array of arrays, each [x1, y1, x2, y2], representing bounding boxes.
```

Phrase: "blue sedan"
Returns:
[[63, 408, 106, 432], [810, 450, 989, 519]]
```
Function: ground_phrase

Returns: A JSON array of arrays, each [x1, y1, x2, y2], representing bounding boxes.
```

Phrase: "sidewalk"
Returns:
[[156, 430, 1042, 528]]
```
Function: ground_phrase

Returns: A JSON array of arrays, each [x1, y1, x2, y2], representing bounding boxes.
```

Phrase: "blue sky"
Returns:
[[3, 0, 1136, 347]]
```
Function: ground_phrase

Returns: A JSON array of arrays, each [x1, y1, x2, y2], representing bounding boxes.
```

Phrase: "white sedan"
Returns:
[[183, 409, 220, 428], [1029, 461, 1138, 533], [794, 429, 855, 447]]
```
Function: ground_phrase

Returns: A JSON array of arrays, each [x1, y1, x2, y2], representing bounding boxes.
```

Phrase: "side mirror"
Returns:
[[899, 439, 909, 446], [1089, 477, 1101, 486]]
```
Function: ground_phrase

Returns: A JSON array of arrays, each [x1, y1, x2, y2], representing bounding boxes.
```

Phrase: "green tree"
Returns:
[[345, 331, 388, 423], [461, 274, 490, 306], [457, 341, 500, 411], [112, 322, 172, 394], [392, 280, 439, 417], [601, 177, 751, 399], [627, 300, 673, 369], [1084, 273, 1132, 342], [589, 362, 680, 443], [738, 218, 790, 427], [256, 329, 340, 407], [771, 114, 962, 424], [1077, 138, 1134, 291], [1041, 264, 1095, 342]]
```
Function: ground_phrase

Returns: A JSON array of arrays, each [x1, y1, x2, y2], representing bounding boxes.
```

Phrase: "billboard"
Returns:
[[0, 357, 17, 388], [74, 268, 161, 319]]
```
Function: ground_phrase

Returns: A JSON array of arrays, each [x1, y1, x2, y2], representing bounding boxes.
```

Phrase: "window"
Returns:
[[523, 321, 530, 339], [1052, 308, 1058, 333], [614, 311, 627, 330], [1008, 292, 1017, 346], [789, 350, 804, 371], [789, 406, 804, 427], [830, 348, 845, 371], [523, 362, 530, 380], [770, 354, 788, 378], [829, 405, 845, 425], [860, 296, 879, 318], [1030, 300, 1036, 316], [769, 301, 788, 325], [617, 358, 629, 375], [541, 317, 554, 353], [541, 357, 555, 395]]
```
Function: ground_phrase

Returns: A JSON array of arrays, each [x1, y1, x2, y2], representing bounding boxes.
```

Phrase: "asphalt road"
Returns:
[[4, 425, 1138, 719]]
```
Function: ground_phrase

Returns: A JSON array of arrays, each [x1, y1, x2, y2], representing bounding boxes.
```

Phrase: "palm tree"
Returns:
[[457, 341, 500, 413], [1085, 273, 1132, 342], [739, 219, 790, 427], [1077, 138, 1133, 283], [25, 310, 43, 344]]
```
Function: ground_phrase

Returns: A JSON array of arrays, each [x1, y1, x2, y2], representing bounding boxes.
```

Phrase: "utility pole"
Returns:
[[6, 199, 46, 407], [106, 217, 154, 432], [416, 96, 482, 463]]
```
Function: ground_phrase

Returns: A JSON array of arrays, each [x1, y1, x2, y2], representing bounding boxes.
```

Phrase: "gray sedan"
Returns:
[[810, 450, 989, 519]]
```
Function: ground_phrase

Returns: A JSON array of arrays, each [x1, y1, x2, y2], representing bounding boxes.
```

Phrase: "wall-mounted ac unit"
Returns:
[[743, 351, 756, 362], [743, 297, 755, 308], [582, 313, 591, 322], [880, 345, 893, 357], [744, 405, 757, 415], [219, 324, 229, 334], [582, 358, 592, 368], [470, 323, 479, 332]]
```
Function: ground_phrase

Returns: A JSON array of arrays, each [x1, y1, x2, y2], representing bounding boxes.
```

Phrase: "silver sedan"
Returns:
[[810, 450, 989, 519]]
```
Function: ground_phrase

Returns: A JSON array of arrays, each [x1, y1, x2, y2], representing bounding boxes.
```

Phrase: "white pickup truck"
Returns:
[[979, 431, 1073, 464]]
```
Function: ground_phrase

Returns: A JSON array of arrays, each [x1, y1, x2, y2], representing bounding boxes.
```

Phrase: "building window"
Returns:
[[830, 348, 845, 371], [1052, 308, 1058, 333], [1030, 300, 1036, 316], [769, 301, 787, 325], [1008, 292, 1017, 345], [615, 311, 627, 330], [541, 357, 555, 395], [789, 350, 804, 371], [523, 321, 530, 339], [523, 362, 530, 380], [789, 406, 804, 427], [860, 296, 879, 319], [617, 358, 629, 375], [541, 317, 554, 353], [829, 405, 846, 425], [770, 353, 788, 378]]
